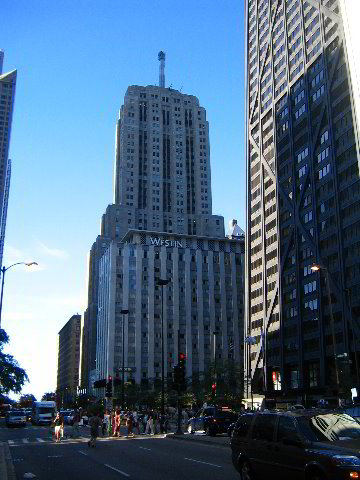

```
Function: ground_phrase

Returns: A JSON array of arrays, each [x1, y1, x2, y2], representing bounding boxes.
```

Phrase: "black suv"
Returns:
[[187, 406, 238, 436], [231, 410, 360, 480]]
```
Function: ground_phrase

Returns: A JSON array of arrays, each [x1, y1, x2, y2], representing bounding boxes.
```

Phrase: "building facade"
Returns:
[[0, 51, 16, 269], [81, 55, 237, 394], [95, 230, 244, 389], [57, 314, 81, 405], [245, 0, 360, 404]]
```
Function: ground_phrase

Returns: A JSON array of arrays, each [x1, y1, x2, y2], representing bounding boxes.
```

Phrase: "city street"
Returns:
[[0, 419, 237, 479]]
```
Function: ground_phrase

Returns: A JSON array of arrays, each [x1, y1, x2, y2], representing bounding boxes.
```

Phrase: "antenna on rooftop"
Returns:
[[158, 51, 165, 88]]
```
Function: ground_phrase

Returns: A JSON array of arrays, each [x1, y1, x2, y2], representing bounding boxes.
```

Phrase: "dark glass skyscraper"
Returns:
[[245, 0, 360, 404]]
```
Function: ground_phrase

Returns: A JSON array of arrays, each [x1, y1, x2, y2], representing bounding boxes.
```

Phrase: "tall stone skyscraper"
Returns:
[[81, 54, 245, 395], [245, 0, 360, 405], [111, 51, 224, 239], [0, 51, 16, 269]]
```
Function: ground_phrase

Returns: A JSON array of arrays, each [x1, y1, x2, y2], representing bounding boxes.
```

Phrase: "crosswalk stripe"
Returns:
[[36, 438, 45, 442], [8, 440, 14, 445], [22, 439, 29, 443]]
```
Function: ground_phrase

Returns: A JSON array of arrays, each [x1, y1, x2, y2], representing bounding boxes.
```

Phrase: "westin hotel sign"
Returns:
[[150, 237, 183, 248]]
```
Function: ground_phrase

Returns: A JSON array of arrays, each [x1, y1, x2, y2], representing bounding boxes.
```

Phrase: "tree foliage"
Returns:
[[41, 392, 55, 401], [19, 394, 37, 408], [0, 329, 29, 395]]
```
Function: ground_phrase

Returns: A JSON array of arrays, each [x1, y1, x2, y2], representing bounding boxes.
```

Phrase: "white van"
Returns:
[[32, 401, 56, 425]]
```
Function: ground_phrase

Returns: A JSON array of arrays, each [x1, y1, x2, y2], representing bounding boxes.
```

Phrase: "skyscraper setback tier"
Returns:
[[245, 0, 360, 404], [113, 84, 224, 239]]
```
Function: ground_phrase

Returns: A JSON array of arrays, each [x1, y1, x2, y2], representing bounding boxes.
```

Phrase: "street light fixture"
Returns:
[[156, 278, 170, 415], [120, 309, 129, 410], [311, 263, 340, 394], [0, 262, 38, 327]]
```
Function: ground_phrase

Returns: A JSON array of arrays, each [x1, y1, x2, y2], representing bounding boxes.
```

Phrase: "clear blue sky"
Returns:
[[1, 0, 246, 401]]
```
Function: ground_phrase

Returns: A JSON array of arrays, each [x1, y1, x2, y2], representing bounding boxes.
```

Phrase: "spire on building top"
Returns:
[[158, 51, 165, 87]]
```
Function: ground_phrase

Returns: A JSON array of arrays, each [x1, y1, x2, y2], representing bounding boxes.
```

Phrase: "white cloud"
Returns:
[[38, 241, 69, 260]]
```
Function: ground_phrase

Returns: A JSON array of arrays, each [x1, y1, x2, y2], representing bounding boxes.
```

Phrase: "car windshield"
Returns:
[[9, 411, 25, 416], [299, 413, 360, 441], [37, 408, 53, 414]]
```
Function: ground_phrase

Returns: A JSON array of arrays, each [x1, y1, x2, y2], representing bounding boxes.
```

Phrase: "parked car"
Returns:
[[6, 410, 27, 427], [231, 409, 360, 480], [187, 406, 238, 436]]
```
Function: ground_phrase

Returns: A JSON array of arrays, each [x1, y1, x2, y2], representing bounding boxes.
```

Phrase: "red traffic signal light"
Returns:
[[212, 383, 217, 392], [108, 375, 112, 381], [179, 352, 185, 361]]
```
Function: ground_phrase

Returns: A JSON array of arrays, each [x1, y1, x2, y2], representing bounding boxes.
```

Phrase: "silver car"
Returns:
[[6, 410, 27, 427]]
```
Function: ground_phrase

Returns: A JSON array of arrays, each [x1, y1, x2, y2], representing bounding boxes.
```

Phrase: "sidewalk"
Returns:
[[0, 442, 16, 480]]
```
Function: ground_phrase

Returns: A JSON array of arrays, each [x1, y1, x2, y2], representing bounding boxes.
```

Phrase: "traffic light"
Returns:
[[178, 352, 186, 389], [212, 383, 217, 397], [93, 379, 106, 389], [114, 378, 121, 386], [106, 376, 113, 397]]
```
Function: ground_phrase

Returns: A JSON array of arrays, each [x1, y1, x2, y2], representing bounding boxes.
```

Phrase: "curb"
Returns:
[[166, 432, 231, 448], [0, 442, 16, 480]]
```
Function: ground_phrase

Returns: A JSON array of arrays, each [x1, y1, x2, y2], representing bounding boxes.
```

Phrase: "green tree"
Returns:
[[19, 394, 37, 408], [41, 392, 56, 401], [0, 329, 28, 395]]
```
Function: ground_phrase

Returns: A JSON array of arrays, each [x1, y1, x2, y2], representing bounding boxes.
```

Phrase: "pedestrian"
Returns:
[[132, 410, 140, 435], [72, 409, 80, 438], [151, 413, 157, 435], [103, 410, 110, 436], [143, 413, 148, 433], [112, 410, 121, 437], [52, 412, 63, 443], [145, 414, 152, 434], [88, 413, 102, 448], [126, 411, 133, 437]]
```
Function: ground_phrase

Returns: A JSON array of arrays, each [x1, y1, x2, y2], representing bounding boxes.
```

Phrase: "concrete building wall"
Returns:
[[57, 314, 81, 402], [245, 0, 360, 403], [94, 230, 245, 393]]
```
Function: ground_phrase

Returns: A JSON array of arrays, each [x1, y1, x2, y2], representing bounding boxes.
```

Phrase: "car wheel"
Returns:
[[187, 424, 194, 434], [205, 425, 211, 436], [240, 460, 253, 480]]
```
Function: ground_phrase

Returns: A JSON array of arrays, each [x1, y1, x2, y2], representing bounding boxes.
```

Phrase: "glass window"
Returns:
[[252, 414, 276, 441], [235, 415, 253, 438], [277, 416, 298, 442]]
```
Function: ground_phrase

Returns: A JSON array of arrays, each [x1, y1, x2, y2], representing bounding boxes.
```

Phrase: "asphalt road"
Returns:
[[0, 419, 238, 480]]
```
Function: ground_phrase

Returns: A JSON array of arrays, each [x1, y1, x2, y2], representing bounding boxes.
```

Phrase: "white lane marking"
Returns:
[[138, 446, 151, 451], [36, 438, 45, 442], [184, 457, 222, 468], [104, 463, 130, 477], [22, 439, 29, 444], [48, 455, 63, 458], [8, 440, 14, 445], [78, 451, 88, 456]]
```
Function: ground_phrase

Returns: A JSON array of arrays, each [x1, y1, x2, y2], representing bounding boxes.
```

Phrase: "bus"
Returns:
[[32, 401, 56, 425]]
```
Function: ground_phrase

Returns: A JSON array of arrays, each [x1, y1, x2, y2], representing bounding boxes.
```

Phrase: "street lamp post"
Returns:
[[156, 278, 170, 415], [0, 262, 38, 328], [120, 309, 129, 410], [245, 335, 256, 410], [311, 264, 340, 394], [213, 330, 219, 407]]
